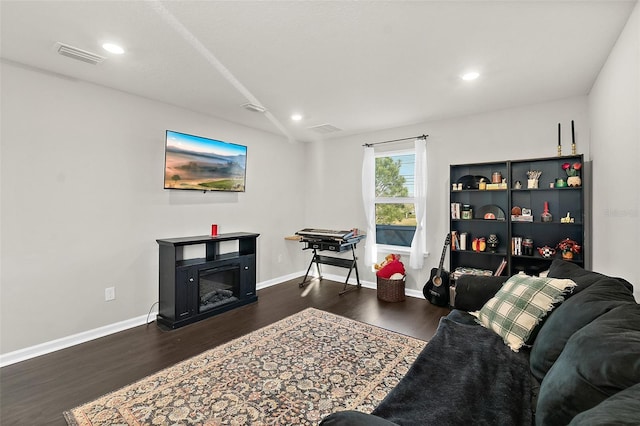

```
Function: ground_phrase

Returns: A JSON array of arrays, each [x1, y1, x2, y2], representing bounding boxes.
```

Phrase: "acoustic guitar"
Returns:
[[423, 234, 451, 307]]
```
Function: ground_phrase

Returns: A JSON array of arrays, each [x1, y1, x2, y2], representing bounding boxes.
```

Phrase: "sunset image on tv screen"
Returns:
[[164, 131, 247, 192]]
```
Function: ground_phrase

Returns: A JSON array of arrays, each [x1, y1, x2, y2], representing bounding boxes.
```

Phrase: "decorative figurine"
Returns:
[[561, 212, 575, 223], [472, 237, 486, 252], [538, 246, 556, 258], [487, 234, 499, 252]]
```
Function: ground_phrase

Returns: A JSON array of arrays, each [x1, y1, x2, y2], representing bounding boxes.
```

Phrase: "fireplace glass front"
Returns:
[[198, 264, 240, 313]]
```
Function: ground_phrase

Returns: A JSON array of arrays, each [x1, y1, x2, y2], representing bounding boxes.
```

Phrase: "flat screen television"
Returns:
[[164, 130, 247, 192]]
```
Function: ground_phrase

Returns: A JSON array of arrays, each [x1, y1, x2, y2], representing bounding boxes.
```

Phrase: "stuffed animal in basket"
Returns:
[[375, 254, 405, 279], [374, 254, 398, 270]]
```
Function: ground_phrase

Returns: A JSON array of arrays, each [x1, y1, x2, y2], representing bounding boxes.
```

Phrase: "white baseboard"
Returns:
[[1, 272, 425, 368], [0, 273, 305, 368], [256, 271, 306, 290], [0, 312, 157, 368]]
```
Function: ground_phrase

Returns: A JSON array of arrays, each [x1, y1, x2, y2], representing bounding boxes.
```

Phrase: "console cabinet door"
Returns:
[[241, 254, 256, 298], [175, 267, 193, 320]]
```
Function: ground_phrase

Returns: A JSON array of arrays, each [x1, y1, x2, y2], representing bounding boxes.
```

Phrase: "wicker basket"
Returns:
[[377, 276, 406, 302]]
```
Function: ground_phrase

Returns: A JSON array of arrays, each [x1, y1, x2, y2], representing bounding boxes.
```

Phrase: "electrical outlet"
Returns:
[[105, 287, 116, 301], [277, 253, 283, 263]]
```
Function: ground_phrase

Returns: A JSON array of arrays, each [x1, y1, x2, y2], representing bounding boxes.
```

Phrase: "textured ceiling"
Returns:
[[0, 0, 636, 142]]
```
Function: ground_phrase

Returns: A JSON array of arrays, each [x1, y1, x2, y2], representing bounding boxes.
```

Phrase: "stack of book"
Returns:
[[451, 266, 494, 281], [450, 203, 462, 219]]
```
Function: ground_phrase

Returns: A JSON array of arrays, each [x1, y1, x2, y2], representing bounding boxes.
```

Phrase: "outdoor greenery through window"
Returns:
[[375, 151, 416, 247]]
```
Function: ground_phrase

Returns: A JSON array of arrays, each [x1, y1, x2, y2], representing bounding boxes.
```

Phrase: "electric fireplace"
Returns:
[[198, 264, 240, 313], [156, 232, 259, 329]]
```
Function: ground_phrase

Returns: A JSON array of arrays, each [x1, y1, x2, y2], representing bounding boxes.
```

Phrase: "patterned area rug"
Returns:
[[64, 308, 426, 425]]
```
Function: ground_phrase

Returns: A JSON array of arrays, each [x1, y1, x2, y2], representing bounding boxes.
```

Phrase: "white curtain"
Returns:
[[409, 138, 427, 269], [362, 146, 377, 267]]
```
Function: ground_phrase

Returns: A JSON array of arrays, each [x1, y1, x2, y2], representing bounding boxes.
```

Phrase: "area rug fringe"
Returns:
[[64, 308, 426, 426]]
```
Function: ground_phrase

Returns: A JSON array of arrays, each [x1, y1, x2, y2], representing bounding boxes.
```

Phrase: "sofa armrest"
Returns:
[[454, 275, 509, 311]]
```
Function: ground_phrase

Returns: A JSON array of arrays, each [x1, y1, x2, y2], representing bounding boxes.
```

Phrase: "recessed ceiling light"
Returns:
[[102, 43, 125, 55], [291, 113, 303, 121], [461, 71, 480, 81]]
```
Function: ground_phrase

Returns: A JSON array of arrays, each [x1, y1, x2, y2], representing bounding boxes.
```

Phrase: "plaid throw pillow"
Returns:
[[477, 274, 576, 352]]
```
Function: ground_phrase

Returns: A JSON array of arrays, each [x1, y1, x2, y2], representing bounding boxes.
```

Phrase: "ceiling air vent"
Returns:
[[56, 42, 105, 65], [242, 103, 267, 113], [308, 124, 342, 134]]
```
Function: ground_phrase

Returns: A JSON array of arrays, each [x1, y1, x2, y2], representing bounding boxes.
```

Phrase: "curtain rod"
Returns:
[[362, 134, 428, 147]]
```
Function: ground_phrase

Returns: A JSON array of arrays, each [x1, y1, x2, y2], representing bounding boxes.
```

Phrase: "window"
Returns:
[[375, 150, 416, 248], [362, 138, 426, 269]]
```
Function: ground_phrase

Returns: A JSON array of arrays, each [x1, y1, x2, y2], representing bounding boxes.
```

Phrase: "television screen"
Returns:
[[164, 130, 247, 192]]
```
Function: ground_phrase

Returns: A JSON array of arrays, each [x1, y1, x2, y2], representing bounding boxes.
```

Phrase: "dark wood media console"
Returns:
[[156, 232, 259, 329]]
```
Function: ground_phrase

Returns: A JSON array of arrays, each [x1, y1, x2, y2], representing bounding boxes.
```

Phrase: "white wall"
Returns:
[[3, 2, 638, 356], [588, 0, 640, 300], [0, 61, 308, 354], [306, 97, 590, 292]]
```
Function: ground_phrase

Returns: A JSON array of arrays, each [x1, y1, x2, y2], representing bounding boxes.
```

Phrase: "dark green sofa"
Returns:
[[321, 260, 640, 425]]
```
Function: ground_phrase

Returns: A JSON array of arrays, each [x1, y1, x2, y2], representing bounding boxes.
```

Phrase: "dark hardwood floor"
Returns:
[[0, 278, 449, 425]]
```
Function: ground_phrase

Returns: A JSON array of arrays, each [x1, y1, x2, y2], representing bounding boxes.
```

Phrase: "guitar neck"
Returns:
[[436, 242, 448, 275]]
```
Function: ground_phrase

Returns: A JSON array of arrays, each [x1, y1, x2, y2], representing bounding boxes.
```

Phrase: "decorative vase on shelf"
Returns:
[[556, 238, 581, 261], [523, 237, 534, 256], [541, 201, 553, 223], [567, 176, 581, 187], [563, 162, 582, 187]]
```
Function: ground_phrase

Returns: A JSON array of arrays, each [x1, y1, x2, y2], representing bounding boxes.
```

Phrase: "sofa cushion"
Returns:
[[477, 274, 576, 352], [568, 383, 640, 426], [530, 277, 636, 381], [454, 275, 509, 311], [547, 259, 633, 294], [536, 303, 640, 426]]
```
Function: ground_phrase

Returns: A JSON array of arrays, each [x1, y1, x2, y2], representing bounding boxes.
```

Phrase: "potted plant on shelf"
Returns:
[[562, 161, 582, 187], [556, 238, 581, 260]]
